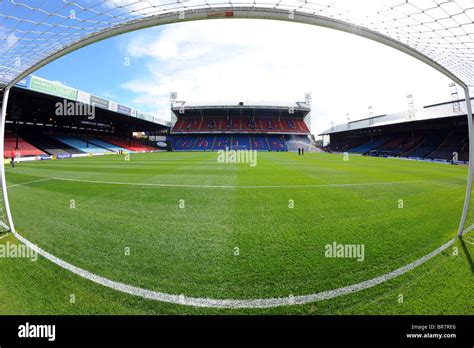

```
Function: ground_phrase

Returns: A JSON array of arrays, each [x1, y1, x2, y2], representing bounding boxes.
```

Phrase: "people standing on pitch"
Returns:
[[10, 150, 15, 168], [298, 148, 301, 156], [302, 147, 304, 156]]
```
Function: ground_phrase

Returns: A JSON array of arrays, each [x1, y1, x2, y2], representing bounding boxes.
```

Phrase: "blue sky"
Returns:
[[35, 29, 156, 109], [34, 19, 455, 135]]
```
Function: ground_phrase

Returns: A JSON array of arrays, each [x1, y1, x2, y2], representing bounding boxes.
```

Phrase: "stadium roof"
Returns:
[[13, 74, 171, 127], [171, 100, 311, 111], [0, 0, 474, 91], [320, 98, 474, 135]]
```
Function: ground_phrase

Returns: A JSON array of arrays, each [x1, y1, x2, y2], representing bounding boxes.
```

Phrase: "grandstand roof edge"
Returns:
[[320, 99, 474, 136], [171, 102, 310, 112], [11, 74, 171, 128]]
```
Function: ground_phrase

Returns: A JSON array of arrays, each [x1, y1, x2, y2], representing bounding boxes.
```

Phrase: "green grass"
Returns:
[[0, 151, 472, 314]]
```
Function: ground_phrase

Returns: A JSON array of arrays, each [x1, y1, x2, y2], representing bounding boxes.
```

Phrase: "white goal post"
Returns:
[[0, 88, 15, 232]]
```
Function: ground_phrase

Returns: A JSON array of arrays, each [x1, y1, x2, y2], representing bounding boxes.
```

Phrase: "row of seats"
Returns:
[[77, 136, 129, 153], [171, 135, 298, 151], [4, 134, 45, 157], [101, 137, 156, 152], [349, 136, 390, 154], [458, 142, 469, 161], [4, 134, 157, 158], [173, 117, 309, 133], [26, 134, 84, 156], [404, 131, 449, 158], [332, 130, 467, 161], [378, 135, 423, 156], [427, 131, 468, 160], [51, 135, 111, 154]]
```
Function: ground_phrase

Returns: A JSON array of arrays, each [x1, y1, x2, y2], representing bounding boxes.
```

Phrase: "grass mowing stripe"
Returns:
[[49, 176, 424, 189]]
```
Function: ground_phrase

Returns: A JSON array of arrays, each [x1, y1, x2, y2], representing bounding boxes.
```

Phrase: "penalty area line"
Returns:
[[50, 177, 423, 189], [7, 178, 52, 188]]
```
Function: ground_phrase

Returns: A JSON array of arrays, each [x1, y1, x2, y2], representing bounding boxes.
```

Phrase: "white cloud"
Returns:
[[121, 19, 453, 135], [6, 33, 18, 49]]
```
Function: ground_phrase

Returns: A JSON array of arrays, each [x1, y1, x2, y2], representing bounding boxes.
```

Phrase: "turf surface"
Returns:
[[0, 152, 472, 314]]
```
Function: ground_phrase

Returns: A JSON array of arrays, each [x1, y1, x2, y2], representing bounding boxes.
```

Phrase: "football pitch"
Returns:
[[0, 152, 473, 315]]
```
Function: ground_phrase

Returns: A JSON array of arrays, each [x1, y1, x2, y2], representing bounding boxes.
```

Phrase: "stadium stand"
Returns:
[[51, 135, 111, 154], [322, 98, 472, 162], [170, 102, 311, 151], [376, 135, 423, 156], [172, 117, 309, 134], [1, 84, 164, 161], [427, 130, 468, 160], [170, 134, 311, 151], [23, 134, 84, 155], [251, 135, 270, 151], [268, 135, 288, 151], [102, 137, 157, 152], [404, 131, 448, 158], [193, 136, 214, 151], [459, 142, 469, 162], [348, 136, 390, 154], [173, 136, 196, 151], [329, 138, 365, 153], [76, 136, 130, 153], [213, 136, 231, 150], [4, 134, 45, 157], [232, 135, 251, 150]]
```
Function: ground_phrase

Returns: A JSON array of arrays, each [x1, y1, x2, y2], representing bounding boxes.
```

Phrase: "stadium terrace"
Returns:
[[171, 101, 312, 152], [320, 98, 474, 163], [2, 76, 170, 160]]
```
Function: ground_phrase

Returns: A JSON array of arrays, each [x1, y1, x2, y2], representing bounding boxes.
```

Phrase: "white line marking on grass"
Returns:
[[461, 224, 474, 242], [423, 181, 464, 189], [462, 224, 474, 234], [50, 177, 422, 189], [7, 178, 51, 188], [11, 230, 455, 309], [0, 221, 9, 231]]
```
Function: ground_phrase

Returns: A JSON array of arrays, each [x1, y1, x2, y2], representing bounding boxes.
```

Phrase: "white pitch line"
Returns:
[[0, 221, 9, 231], [50, 177, 423, 189], [11, 230, 455, 309], [5, 177, 462, 190], [7, 178, 51, 188], [462, 224, 474, 235], [424, 181, 465, 189]]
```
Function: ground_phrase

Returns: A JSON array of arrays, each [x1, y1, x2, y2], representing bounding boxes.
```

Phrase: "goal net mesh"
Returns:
[[0, 0, 473, 89]]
